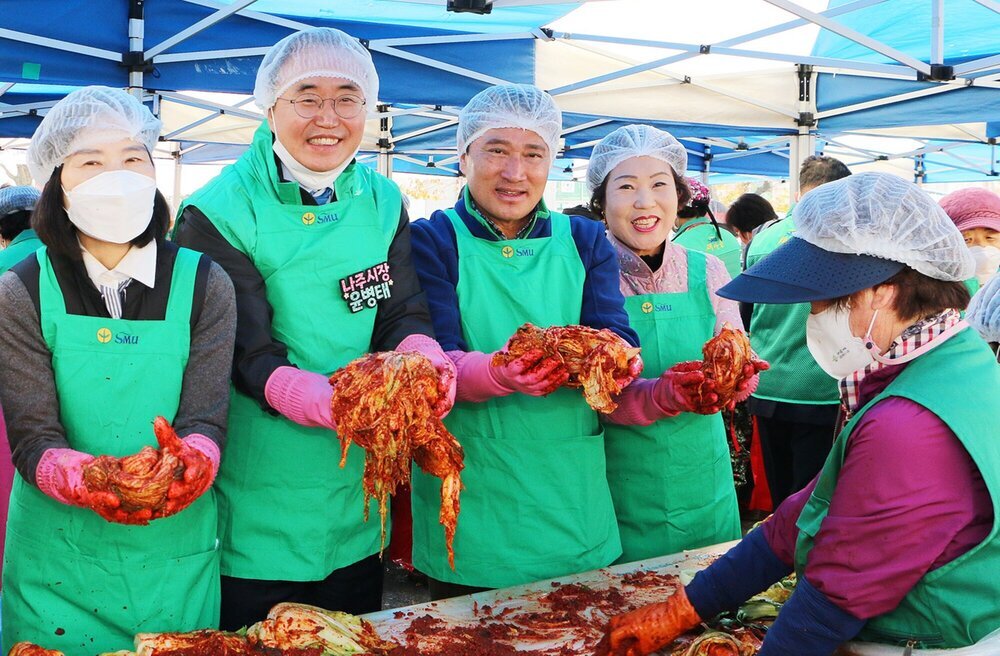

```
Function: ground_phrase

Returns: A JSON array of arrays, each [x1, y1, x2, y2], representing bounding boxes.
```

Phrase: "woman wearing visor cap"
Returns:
[[600, 172, 998, 656], [0, 87, 236, 654]]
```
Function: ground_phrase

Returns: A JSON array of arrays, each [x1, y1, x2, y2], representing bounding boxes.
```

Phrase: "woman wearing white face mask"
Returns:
[[939, 187, 1000, 294], [600, 173, 999, 656], [0, 87, 237, 654]]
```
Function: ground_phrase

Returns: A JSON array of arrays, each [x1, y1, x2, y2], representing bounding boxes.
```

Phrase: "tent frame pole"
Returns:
[[791, 64, 817, 192], [931, 0, 945, 65], [172, 143, 183, 217], [378, 103, 392, 179], [127, 0, 144, 98]]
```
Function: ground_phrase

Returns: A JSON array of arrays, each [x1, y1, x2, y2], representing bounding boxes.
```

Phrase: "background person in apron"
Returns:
[[741, 156, 851, 508], [604, 173, 998, 656], [0, 185, 41, 582], [585, 125, 764, 563], [408, 84, 641, 601], [0, 186, 42, 273], [724, 193, 780, 331], [0, 87, 236, 655], [671, 177, 741, 278], [174, 27, 454, 630]]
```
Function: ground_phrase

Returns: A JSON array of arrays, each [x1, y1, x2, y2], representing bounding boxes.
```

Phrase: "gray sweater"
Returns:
[[0, 244, 236, 486]]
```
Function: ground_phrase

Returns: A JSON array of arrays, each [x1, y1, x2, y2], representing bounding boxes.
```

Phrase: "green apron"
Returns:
[[411, 208, 621, 588], [183, 127, 401, 580], [0, 229, 42, 273], [672, 220, 742, 279], [794, 329, 1000, 648], [746, 219, 839, 404], [1, 246, 219, 656], [605, 249, 740, 563]]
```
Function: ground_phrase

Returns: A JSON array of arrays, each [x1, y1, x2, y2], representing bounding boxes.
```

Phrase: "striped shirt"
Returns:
[[80, 239, 157, 319], [840, 309, 963, 414]]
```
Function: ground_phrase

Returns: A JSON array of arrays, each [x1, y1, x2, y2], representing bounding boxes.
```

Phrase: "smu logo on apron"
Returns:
[[501, 245, 535, 259], [96, 327, 139, 345], [640, 302, 673, 314]]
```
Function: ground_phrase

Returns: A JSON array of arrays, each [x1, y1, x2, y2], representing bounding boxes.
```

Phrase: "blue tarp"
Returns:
[[3, 1, 999, 181], [0, 0, 558, 103], [813, 0, 1000, 130]]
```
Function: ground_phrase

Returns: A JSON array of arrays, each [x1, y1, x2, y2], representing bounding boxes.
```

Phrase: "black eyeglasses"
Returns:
[[278, 93, 366, 120]]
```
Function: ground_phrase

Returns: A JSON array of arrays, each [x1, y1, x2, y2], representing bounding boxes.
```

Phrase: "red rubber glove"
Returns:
[[396, 334, 457, 418], [654, 361, 721, 415], [604, 587, 702, 656], [35, 448, 95, 507], [154, 417, 219, 517], [617, 351, 644, 390], [490, 347, 570, 396]]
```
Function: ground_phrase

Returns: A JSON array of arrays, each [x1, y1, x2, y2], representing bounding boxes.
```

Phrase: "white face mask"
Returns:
[[64, 170, 156, 244], [968, 245, 1000, 285], [270, 111, 356, 195], [806, 305, 877, 379], [808, 301, 970, 379]]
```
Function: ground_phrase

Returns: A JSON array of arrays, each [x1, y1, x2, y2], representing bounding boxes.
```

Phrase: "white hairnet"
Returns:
[[586, 124, 688, 191], [253, 27, 378, 112], [967, 272, 1000, 342], [457, 84, 561, 158], [27, 86, 160, 185], [792, 172, 975, 282]]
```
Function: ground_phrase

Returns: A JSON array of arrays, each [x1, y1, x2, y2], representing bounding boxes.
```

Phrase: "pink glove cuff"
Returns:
[[397, 333, 443, 355], [264, 365, 336, 430], [451, 350, 515, 403], [604, 378, 680, 426], [733, 373, 760, 403], [183, 434, 221, 478], [35, 448, 93, 506]]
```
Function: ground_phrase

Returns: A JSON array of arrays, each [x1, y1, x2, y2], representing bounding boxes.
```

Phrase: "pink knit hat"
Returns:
[[938, 187, 1000, 233]]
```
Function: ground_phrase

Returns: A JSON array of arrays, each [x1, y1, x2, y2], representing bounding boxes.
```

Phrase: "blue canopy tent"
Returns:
[[1, 1, 999, 184]]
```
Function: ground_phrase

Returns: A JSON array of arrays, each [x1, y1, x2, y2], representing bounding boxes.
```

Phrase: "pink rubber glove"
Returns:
[[654, 361, 721, 415], [451, 351, 513, 403], [264, 366, 337, 430], [603, 378, 666, 426], [451, 347, 570, 403], [732, 360, 769, 405], [396, 334, 457, 418], [35, 448, 95, 507]]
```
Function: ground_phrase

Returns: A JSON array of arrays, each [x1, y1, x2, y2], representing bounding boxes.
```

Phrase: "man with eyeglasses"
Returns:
[[175, 27, 453, 629]]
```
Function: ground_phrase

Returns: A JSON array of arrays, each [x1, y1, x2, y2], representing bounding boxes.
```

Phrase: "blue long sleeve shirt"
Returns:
[[410, 191, 638, 352]]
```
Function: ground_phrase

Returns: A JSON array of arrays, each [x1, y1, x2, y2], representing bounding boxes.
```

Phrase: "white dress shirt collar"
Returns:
[[80, 239, 158, 290]]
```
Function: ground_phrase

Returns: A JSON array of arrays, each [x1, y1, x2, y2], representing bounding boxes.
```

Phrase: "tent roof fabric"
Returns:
[[2, 1, 999, 182]]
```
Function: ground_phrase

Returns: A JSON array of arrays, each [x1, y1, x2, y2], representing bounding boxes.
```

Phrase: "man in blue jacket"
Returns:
[[408, 84, 640, 600]]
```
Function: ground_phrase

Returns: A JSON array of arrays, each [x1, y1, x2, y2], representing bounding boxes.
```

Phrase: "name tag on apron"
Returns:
[[340, 261, 393, 313]]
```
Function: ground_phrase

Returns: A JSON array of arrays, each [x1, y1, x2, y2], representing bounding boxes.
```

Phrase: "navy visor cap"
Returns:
[[717, 236, 905, 304]]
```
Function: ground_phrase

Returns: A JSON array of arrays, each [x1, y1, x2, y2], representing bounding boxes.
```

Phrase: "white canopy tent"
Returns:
[[1, 0, 998, 185]]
